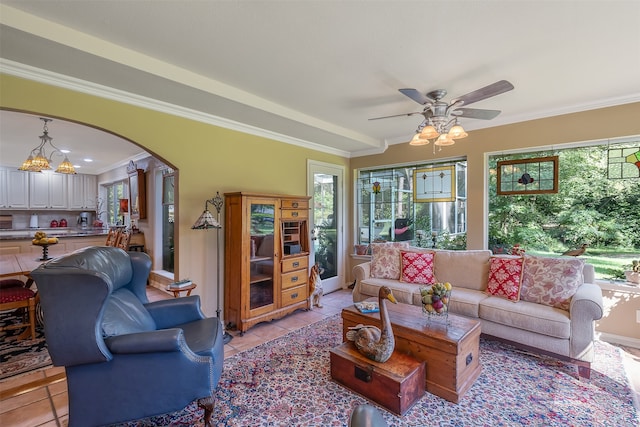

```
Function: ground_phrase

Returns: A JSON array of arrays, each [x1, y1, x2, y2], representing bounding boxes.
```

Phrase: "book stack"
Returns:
[[167, 279, 192, 290]]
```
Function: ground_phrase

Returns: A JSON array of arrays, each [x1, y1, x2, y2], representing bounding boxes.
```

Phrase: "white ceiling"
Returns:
[[1, 1, 639, 170]]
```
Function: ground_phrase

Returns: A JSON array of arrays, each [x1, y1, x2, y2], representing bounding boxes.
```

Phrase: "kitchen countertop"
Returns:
[[0, 227, 108, 240]]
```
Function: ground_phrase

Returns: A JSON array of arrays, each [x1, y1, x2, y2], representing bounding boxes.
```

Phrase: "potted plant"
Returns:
[[625, 260, 640, 285]]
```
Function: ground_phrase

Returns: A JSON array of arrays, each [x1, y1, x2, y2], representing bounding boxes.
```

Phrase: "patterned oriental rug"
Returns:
[[0, 312, 51, 381], [114, 314, 638, 427]]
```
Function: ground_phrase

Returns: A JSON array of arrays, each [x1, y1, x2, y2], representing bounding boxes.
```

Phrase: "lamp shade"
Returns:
[[419, 125, 440, 140], [409, 133, 429, 146], [191, 210, 221, 229], [448, 125, 468, 139], [434, 134, 455, 146]]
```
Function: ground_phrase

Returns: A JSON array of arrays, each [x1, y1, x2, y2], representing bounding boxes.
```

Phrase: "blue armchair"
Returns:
[[31, 246, 224, 427]]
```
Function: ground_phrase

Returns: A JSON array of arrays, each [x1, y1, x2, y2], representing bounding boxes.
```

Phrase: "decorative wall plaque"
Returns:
[[497, 156, 559, 195], [413, 166, 456, 202]]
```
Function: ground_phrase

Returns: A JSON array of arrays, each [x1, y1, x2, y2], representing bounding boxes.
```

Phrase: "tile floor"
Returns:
[[0, 287, 354, 427], [0, 287, 638, 427]]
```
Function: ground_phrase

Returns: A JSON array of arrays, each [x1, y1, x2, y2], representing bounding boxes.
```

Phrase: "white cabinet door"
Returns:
[[83, 175, 97, 209], [0, 168, 7, 208], [68, 174, 85, 209], [29, 172, 50, 208], [48, 173, 67, 209], [29, 172, 68, 208], [6, 170, 29, 208]]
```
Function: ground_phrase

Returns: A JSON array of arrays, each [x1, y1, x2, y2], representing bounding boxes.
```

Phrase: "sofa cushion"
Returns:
[[102, 288, 157, 337], [520, 255, 585, 310], [486, 256, 524, 302], [444, 288, 487, 318], [360, 278, 416, 304], [479, 296, 571, 339], [370, 242, 410, 280], [400, 250, 436, 284], [433, 250, 491, 291]]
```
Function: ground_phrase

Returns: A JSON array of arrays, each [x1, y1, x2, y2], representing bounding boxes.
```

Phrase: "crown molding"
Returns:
[[0, 59, 352, 158]]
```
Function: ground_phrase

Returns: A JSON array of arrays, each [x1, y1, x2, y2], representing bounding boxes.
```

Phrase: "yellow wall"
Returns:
[[351, 102, 640, 249], [0, 74, 348, 315]]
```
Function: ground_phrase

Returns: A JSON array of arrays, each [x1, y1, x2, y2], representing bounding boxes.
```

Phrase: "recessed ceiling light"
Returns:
[[73, 165, 82, 169], [60, 149, 70, 154], [84, 158, 93, 162]]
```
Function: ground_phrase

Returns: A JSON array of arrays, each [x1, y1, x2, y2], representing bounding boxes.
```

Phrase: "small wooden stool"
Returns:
[[168, 283, 197, 298]]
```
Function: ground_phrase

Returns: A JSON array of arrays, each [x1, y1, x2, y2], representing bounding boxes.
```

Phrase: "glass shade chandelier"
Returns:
[[18, 118, 76, 174], [409, 115, 468, 148]]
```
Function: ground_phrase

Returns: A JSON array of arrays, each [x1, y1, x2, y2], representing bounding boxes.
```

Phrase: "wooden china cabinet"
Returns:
[[224, 192, 311, 333]]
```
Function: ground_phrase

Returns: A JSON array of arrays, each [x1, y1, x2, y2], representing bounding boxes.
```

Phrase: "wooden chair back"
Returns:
[[0, 272, 37, 340], [116, 229, 132, 250], [105, 228, 119, 246]]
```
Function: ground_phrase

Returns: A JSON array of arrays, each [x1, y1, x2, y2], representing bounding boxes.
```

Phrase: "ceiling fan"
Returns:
[[370, 80, 514, 146]]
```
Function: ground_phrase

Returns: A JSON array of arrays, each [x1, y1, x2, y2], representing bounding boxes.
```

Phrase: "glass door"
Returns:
[[308, 161, 344, 293], [248, 200, 276, 313]]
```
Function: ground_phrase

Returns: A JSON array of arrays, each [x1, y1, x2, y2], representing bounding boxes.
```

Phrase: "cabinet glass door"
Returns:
[[249, 201, 276, 311]]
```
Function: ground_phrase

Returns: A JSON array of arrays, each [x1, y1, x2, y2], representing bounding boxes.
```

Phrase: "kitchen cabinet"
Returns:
[[224, 192, 310, 333], [0, 168, 30, 208], [68, 174, 97, 209], [29, 172, 67, 209]]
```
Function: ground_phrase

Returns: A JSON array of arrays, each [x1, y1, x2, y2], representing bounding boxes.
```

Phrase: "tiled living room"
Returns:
[[0, 1, 639, 427]]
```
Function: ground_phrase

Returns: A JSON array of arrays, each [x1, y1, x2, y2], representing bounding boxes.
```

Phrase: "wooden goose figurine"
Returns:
[[346, 286, 398, 363]]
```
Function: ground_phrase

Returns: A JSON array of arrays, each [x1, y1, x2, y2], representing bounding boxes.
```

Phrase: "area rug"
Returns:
[[0, 311, 51, 381], [115, 314, 638, 427]]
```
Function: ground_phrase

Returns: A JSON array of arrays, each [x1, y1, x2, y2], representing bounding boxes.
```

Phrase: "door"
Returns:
[[308, 161, 344, 293]]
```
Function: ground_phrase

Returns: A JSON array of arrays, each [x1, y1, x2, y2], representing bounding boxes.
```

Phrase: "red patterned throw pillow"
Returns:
[[400, 250, 436, 284], [486, 256, 524, 302]]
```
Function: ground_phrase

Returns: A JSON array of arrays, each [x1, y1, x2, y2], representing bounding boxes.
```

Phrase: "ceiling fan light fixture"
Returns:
[[409, 133, 429, 146], [434, 134, 455, 146], [448, 124, 468, 139], [419, 125, 440, 140]]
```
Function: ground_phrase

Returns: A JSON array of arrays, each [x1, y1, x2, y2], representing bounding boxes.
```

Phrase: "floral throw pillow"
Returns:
[[370, 242, 410, 279], [400, 251, 437, 284], [486, 256, 524, 302], [520, 255, 585, 310]]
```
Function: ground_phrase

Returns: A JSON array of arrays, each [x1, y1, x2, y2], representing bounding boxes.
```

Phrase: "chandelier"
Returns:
[[18, 118, 76, 174]]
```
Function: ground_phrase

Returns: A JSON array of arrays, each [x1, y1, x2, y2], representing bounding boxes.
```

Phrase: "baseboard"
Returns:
[[597, 332, 640, 349]]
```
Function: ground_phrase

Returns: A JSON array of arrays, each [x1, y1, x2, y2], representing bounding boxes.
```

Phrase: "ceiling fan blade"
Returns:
[[399, 88, 432, 105], [451, 80, 514, 107], [452, 108, 502, 120], [368, 111, 424, 121]]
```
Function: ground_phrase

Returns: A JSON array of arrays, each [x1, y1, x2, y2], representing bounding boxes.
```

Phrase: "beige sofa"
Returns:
[[352, 248, 604, 378]]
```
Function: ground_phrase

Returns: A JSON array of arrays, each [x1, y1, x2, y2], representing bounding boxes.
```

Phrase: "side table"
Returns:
[[168, 283, 197, 298]]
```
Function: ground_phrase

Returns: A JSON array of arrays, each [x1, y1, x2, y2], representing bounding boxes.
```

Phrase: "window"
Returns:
[[356, 160, 467, 249], [104, 180, 128, 226], [488, 138, 640, 280]]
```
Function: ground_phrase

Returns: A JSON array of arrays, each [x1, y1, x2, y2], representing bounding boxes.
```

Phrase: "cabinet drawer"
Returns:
[[282, 285, 308, 307], [281, 269, 308, 290], [280, 209, 308, 220], [281, 199, 309, 210], [282, 256, 308, 273]]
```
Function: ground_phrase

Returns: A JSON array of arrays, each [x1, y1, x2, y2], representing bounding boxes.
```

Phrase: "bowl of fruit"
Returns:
[[420, 282, 452, 323], [32, 231, 59, 261]]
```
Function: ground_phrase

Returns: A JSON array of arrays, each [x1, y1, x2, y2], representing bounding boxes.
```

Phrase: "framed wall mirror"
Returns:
[[129, 168, 146, 219]]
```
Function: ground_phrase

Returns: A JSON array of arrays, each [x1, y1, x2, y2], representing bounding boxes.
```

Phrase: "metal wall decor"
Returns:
[[497, 156, 559, 195], [413, 166, 456, 202]]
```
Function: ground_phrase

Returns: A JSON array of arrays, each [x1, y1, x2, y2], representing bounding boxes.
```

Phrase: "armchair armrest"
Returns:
[[105, 328, 187, 354], [145, 296, 205, 329]]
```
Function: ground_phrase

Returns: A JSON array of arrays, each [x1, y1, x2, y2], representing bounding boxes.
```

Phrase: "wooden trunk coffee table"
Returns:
[[342, 299, 481, 403]]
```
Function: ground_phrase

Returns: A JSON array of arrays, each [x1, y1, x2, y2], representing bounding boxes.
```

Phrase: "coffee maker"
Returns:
[[78, 212, 90, 228]]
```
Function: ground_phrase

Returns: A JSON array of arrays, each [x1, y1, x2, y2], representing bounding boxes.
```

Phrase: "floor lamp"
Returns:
[[191, 191, 233, 344]]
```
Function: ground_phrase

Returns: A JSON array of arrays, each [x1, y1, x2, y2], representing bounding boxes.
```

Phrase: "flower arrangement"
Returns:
[[420, 282, 452, 317]]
